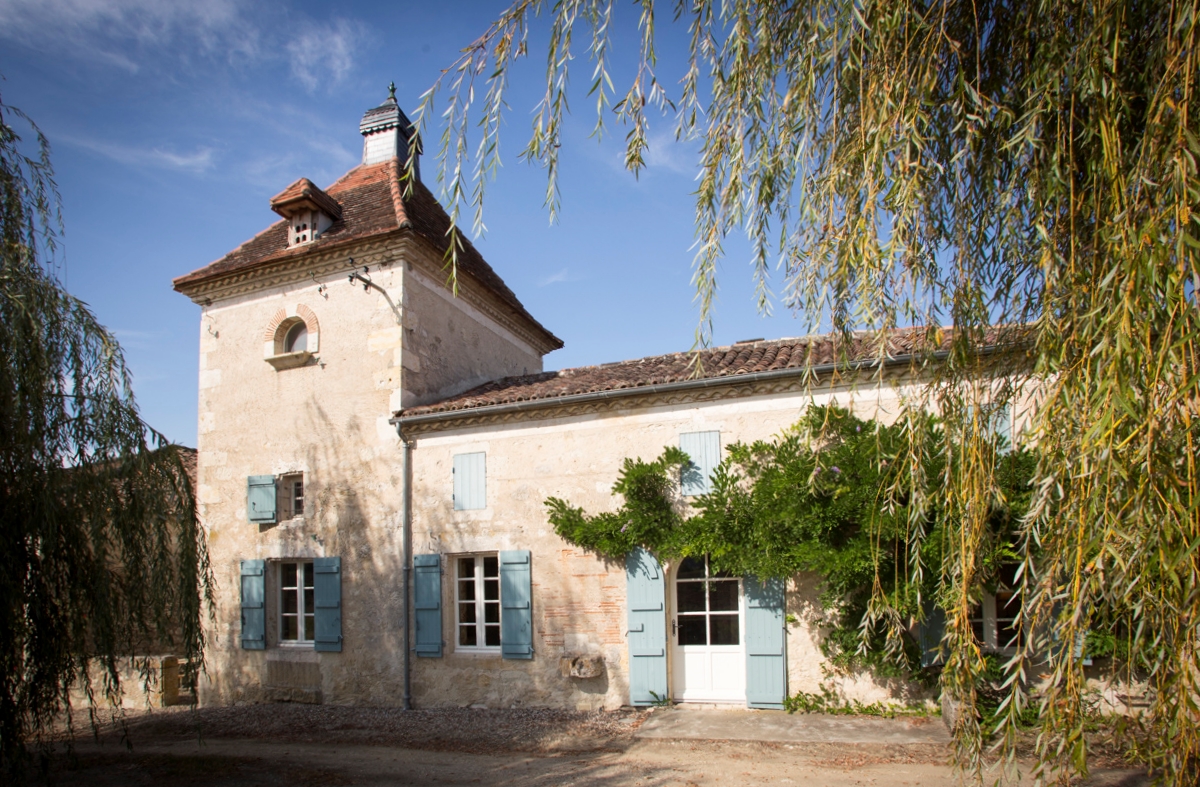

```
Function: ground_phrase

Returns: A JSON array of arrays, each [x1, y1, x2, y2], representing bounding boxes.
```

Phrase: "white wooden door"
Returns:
[[671, 556, 746, 703]]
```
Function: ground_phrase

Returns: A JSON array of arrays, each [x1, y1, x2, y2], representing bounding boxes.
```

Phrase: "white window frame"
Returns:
[[278, 472, 304, 520], [278, 560, 315, 645], [970, 574, 1020, 656], [454, 554, 501, 653]]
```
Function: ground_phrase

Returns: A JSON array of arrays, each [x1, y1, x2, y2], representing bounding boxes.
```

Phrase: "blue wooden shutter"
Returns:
[[453, 453, 486, 510], [993, 404, 1013, 454], [625, 547, 668, 705], [247, 475, 276, 523], [744, 575, 786, 708], [500, 550, 533, 659], [413, 554, 443, 657], [313, 557, 342, 652], [918, 601, 946, 667], [239, 559, 265, 650], [680, 431, 721, 496]]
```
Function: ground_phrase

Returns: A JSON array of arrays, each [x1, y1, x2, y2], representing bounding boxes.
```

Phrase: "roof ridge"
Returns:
[[387, 159, 408, 229]]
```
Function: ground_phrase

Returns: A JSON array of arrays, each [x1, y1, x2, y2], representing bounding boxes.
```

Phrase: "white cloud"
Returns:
[[0, 0, 257, 70], [539, 268, 570, 287], [287, 18, 364, 93], [641, 129, 700, 177], [59, 134, 215, 172]]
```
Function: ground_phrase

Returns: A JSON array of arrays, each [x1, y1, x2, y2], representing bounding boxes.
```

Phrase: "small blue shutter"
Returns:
[[993, 405, 1013, 454], [413, 554, 443, 657], [247, 475, 276, 523], [240, 559, 265, 650], [313, 557, 342, 652], [500, 550, 533, 659], [744, 575, 786, 708], [918, 601, 946, 667], [680, 431, 721, 496], [625, 547, 668, 705], [453, 453, 486, 510]]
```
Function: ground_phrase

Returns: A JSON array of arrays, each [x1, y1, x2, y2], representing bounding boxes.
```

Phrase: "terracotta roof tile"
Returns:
[[173, 161, 560, 349], [401, 328, 953, 417], [270, 177, 343, 219]]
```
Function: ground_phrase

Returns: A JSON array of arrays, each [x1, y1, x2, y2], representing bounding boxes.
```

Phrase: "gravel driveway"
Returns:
[[95, 704, 651, 754], [25, 704, 1149, 786]]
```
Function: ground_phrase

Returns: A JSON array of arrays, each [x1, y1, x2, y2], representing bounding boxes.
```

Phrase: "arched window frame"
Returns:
[[264, 305, 320, 370]]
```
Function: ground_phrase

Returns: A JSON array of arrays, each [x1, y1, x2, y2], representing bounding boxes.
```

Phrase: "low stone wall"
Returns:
[[68, 655, 194, 710]]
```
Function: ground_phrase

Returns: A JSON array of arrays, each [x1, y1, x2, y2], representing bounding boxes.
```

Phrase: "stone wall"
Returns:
[[408, 374, 933, 709], [399, 252, 544, 408], [193, 234, 547, 708], [192, 224, 1026, 711]]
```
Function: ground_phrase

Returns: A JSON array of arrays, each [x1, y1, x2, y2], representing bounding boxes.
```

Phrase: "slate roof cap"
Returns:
[[360, 82, 412, 135]]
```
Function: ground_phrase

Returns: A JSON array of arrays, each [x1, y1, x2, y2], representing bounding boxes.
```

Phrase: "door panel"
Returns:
[[671, 556, 746, 703]]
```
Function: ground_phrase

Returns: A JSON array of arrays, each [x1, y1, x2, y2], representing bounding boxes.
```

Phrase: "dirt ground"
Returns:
[[24, 705, 1151, 786]]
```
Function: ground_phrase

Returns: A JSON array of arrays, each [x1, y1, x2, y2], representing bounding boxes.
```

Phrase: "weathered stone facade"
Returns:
[[404, 378, 929, 710], [177, 93, 936, 713]]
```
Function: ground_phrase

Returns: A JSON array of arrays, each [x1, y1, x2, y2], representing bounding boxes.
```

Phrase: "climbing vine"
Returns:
[[546, 406, 1035, 677]]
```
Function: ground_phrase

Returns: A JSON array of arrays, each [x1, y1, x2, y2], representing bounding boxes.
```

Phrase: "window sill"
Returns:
[[451, 649, 504, 658], [274, 642, 316, 652], [267, 647, 319, 662], [266, 351, 314, 370]]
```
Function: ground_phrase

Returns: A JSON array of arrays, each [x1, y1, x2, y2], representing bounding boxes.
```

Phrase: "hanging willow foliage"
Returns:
[[416, 1, 1200, 783], [0, 95, 212, 773]]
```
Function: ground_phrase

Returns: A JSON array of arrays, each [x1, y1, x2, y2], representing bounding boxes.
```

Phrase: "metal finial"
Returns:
[[387, 81, 396, 101]]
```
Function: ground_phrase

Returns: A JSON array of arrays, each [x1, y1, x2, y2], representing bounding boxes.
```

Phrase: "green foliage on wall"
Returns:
[[546, 405, 1035, 676]]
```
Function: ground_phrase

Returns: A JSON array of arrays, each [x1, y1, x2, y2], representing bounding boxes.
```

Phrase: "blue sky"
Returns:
[[0, 0, 809, 447]]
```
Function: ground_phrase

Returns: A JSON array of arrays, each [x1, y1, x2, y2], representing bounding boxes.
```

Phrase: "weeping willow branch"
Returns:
[[0, 91, 213, 774], [422, 1, 1200, 782]]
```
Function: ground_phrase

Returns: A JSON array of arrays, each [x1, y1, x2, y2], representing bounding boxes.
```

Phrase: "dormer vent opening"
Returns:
[[286, 209, 333, 248], [269, 177, 343, 250]]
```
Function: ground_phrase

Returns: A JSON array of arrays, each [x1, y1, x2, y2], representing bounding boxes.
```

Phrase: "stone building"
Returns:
[[174, 91, 975, 711]]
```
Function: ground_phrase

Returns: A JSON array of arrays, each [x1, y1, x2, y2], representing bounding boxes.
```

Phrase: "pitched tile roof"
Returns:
[[173, 161, 561, 350], [401, 328, 950, 417]]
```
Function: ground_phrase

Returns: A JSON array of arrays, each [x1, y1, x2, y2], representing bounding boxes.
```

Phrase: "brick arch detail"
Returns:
[[263, 308, 289, 342], [295, 304, 320, 336], [262, 305, 321, 356]]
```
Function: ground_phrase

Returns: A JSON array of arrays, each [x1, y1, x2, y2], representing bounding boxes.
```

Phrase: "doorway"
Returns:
[[670, 555, 746, 703]]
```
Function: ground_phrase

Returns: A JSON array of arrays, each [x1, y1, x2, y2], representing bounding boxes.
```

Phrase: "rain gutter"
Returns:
[[397, 425, 414, 711]]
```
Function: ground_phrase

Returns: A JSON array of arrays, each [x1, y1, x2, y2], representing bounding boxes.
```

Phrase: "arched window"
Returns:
[[264, 306, 319, 370], [284, 321, 308, 353]]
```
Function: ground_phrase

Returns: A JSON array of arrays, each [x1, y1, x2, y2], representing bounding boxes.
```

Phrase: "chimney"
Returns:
[[360, 82, 420, 179]]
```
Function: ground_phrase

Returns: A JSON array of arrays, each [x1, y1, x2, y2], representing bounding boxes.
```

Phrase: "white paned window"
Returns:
[[969, 563, 1021, 655], [280, 561, 315, 643], [452, 452, 486, 510], [675, 555, 741, 646], [456, 555, 500, 650]]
